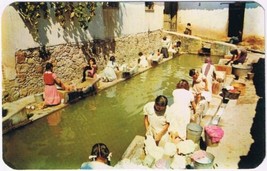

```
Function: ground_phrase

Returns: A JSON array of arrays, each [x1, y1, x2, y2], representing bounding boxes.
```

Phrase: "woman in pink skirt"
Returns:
[[43, 62, 66, 108]]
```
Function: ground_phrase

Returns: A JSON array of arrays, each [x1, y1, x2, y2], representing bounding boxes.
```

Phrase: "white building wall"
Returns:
[[243, 6, 265, 37], [1, 2, 164, 80], [118, 2, 164, 35], [177, 8, 229, 38]]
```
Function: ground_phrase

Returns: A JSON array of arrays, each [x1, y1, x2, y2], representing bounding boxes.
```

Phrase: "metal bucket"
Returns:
[[186, 123, 203, 144], [232, 64, 252, 78], [193, 152, 215, 169]]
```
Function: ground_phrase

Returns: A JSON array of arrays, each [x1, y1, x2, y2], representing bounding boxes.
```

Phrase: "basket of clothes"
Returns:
[[204, 125, 224, 147], [221, 87, 241, 100]]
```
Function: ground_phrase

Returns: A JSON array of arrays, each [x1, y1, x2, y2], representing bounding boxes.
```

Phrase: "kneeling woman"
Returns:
[[43, 62, 67, 107]]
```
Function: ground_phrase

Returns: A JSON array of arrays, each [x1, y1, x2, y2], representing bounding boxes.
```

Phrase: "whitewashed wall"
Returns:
[[1, 2, 164, 80], [243, 5, 265, 37], [177, 8, 229, 39], [176, 1, 265, 40]]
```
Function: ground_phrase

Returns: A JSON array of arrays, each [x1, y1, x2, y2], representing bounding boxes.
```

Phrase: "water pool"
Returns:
[[2, 54, 220, 169]]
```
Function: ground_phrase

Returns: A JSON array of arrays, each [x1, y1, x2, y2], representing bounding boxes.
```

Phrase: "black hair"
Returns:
[[230, 49, 238, 55], [176, 79, 190, 90], [45, 62, 53, 71], [155, 95, 168, 107], [89, 58, 96, 65], [110, 56, 115, 62], [189, 69, 196, 77], [90, 143, 111, 165]]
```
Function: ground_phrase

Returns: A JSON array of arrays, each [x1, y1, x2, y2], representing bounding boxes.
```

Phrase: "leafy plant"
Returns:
[[12, 2, 97, 42]]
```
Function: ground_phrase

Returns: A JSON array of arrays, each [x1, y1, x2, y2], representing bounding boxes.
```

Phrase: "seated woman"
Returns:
[[81, 57, 98, 82], [102, 56, 120, 82], [189, 69, 211, 104], [137, 52, 149, 68], [43, 62, 68, 108], [80, 143, 113, 169], [184, 23, 192, 35]]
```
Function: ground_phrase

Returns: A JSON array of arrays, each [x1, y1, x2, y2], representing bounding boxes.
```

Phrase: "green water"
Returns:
[[2, 54, 220, 169]]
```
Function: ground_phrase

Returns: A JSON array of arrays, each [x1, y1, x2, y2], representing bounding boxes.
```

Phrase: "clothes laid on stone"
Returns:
[[204, 125, 224, 143], [43, 71, 61, 105], [80, 161, 113, 169], [103, 61, 119, 81]]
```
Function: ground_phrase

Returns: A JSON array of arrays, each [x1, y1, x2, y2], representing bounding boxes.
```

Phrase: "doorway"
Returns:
[[163, 2, 178, 31], [228, 2, 245, 41]]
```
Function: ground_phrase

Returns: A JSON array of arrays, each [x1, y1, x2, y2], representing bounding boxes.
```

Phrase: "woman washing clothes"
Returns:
[[225, 47, 247, 65], [81, 57, 98, 82], [168, 79, 196, 142], [138, 52, 149, 68], [189, 69, 211, 105], [144, 95, 171, 146], [102, 56, 120, 82], [201, 57, 216, 93], [43, 62, 69, 108]]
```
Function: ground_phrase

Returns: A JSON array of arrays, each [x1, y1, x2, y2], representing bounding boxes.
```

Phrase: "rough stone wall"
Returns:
[[2, 30, 163, 103], [3, 29, 235, 103]]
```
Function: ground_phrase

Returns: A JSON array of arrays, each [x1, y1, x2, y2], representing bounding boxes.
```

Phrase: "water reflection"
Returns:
[[3, 54, 220, 169]]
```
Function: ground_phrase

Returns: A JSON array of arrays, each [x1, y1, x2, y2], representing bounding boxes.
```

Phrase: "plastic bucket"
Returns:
[[186, 123, 203, 144], [193, 152, 215, 169], [205, 131, 219, 147]]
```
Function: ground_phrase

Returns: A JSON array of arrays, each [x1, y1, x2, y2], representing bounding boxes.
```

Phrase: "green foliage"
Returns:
[[12, 2, 97, 42]]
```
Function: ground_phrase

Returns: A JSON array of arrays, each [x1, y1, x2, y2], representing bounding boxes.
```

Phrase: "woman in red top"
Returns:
[[43, 62, 65, 107]]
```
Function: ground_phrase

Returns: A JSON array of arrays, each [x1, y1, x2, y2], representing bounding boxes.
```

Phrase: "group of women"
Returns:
[[143, 57, 216, 147], [43, 55, 120, 108]]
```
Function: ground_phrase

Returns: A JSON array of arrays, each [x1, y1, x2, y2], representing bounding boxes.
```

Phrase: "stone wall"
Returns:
[[2, 29, 236, 103], [2, 30, 164, 103]]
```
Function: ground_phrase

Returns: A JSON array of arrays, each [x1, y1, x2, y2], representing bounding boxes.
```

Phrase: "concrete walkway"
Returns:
[[118, 77, 261, 169]]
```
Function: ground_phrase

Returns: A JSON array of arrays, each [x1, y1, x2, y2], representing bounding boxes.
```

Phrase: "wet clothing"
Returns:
[[43, 71, 61, 106]]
